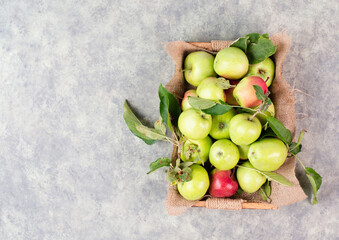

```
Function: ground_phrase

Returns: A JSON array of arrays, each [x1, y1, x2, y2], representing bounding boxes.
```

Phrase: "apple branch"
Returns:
[[249, 86, 272, 121]]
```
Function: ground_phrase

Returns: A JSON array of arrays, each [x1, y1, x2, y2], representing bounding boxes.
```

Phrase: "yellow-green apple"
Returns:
[[224, 80, 239, 106], [184, 51, 217, 86], [180, 136, 212, 164], [246, 57, 275, 87], [209, 108, 236, 139], [233, 76, 268, 108], [209, 139, 239, 170], [248, 138, 288, 171], [181, 89, 198, 111], [177, 164, 209, 200], [178, 109, 212, 140], [196, 77, 227, 102], [236, 161, 266, 193], [255, 102, 275, 126], [229, 113, 262, 145], [208, 169, 238, 198], [238, 144, 250, 160], [214, 47, 249, 80]]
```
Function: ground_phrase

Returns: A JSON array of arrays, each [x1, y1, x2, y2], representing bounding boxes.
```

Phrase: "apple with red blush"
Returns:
[[233, 76, 268, 108], [208, 169, 238, 198], [224, 80, 239, 106], [181, 89, 198, 111]]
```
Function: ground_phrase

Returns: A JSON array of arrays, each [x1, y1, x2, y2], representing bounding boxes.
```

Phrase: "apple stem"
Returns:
[[164, 137, 179, 147], [249, 111, 260, 121], [290, 152, 306, 170]]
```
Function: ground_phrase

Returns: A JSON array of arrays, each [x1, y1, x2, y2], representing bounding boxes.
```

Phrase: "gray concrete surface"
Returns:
[[0, 1, 338, 239]]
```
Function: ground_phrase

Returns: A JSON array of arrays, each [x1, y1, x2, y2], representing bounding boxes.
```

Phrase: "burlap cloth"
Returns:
[[164, 32, 307, 216]]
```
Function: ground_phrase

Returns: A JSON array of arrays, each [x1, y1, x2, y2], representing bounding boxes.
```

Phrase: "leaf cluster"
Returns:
[[230, 33, 277, 64]]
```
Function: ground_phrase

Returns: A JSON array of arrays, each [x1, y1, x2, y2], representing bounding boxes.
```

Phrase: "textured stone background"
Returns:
[[0, 1, 338, 239]]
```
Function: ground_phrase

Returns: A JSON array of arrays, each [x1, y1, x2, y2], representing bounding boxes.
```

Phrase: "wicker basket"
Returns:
[[164, 33, 307, 215]]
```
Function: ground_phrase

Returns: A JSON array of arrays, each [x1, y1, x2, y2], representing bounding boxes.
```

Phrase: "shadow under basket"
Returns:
[[164, 32, 307, 216]]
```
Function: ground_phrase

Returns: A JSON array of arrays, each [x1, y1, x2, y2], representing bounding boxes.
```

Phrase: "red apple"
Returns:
[[224, 80, 239, 106], [181, 89, 198, 111], [233, 76, 268, 108], [208, 169, 238, 198]]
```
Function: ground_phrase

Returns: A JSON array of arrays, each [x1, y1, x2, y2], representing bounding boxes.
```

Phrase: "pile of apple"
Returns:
[[176, 47, 286, 201]]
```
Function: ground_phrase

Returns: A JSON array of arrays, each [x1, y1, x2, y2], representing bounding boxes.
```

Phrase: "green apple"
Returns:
[[181, 89, 198, 111], [209, 139, 239, 170], [177, 164, 210, 200], [248, 138, 288, 171], [214, 47, 249, 80], [184, 51, 217, 86], [238, 144, 250, 160], [233, 76, 268, 108], [236, 161, 266, 193], [196, 77, 226, 102], [229, 113, 262, 145], [209, 108, 236, 139], [246, 57, 275, 87], [178, 109, 212, 140], [180, 136, 212, 164], [255, 102, 275, 126]]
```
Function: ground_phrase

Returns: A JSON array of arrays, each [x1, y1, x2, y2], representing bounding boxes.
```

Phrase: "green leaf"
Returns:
[[230, 36, 249, 52], [202, 103, 232, 115], [158, 84, 181, 132], [259, 188, 268, 201], [262, 33, 269, 39], [154, 117, 166, 135], [262, 98, 272, 112], [261, 171, 293, 186], [188, 97, 216, 109], [264, 180, 271, 197], [147, 157, 171, 174], [123, 100, 157, 145], [253, 85, 265, 101], [247, 36, 277, 64], [258, 128, 277, 141], [178, 167, 192, 182], [175, 158, 181, 170], [189, 97, 232, 115], [289, 142, 302, 155], [305, 167, 322, 204], [236, 187, 243, 195], [237, 107, 255, 114], [179, 161, 195, 168], [175, 126, 183, 139], [266, 116, 293, 145], [289, 129, 306, 155], [166, 170, 178, 185], [136, 125, 166, 140], [215, 77, 233, 89], [246, 33, 261, 43], [297, 129, 306, 146], [237, 165, 293, 186], [231, 33, 276, 64], [259, 181, 271, 202]]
